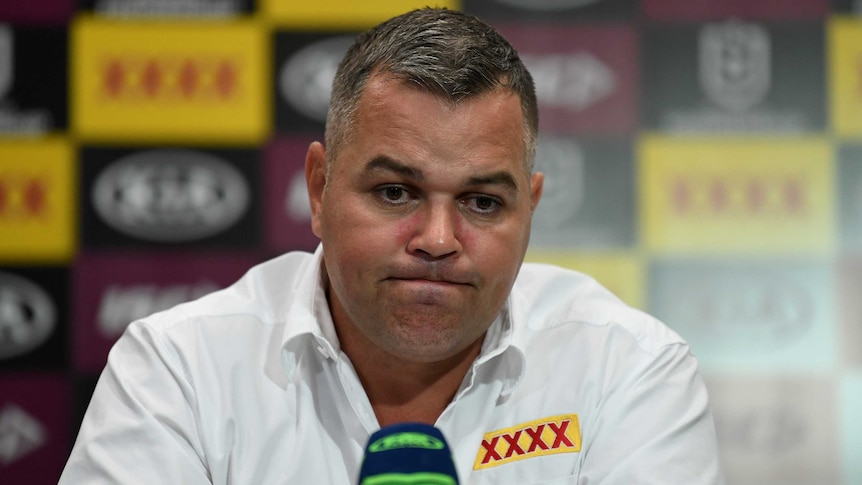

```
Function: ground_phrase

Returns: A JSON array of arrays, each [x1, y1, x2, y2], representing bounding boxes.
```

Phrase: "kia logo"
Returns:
[[92, 150, 249, 242], [279, 36, 353, 123], [0, 272, 56, 360], [681, 275, 812, 344]]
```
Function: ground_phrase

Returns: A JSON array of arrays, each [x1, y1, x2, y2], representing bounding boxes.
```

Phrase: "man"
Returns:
[[61, 8, 723, 484]]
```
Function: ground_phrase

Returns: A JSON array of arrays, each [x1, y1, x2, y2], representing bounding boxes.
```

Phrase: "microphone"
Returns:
[[358, 422, 460, 485]]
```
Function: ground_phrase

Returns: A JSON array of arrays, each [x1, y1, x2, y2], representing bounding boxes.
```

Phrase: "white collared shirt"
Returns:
[[60, 246, 724, 484]]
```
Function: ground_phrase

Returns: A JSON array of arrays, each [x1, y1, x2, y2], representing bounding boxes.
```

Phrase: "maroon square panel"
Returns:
[[0, 374, 71, 485], [72, 252, 261, 372], [0, 0, 74, 24], [495, 23, 639, 135], [263, 136, 321, 253]]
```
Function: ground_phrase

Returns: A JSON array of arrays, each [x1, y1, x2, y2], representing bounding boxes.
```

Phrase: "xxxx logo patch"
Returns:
[[474, 414, 581, 470]]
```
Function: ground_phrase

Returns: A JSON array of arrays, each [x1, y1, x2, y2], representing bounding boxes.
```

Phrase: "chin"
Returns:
[[385, 330, 480, 364]]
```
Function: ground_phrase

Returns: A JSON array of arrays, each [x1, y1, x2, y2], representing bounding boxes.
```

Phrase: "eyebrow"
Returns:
[[364, 155, 424, 181], [466, 171, 519, 192], [363, 155, 520, 192]]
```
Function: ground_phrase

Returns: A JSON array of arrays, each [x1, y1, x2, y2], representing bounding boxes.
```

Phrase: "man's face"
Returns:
[[306, 73, 543, 364]]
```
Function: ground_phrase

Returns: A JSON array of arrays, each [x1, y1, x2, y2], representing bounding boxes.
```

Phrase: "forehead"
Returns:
[[336, 74, 529, 180]]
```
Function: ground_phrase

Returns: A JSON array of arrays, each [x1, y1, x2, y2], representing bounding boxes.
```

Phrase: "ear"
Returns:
[[305, 141, 327, 238], [529, 171, 544, 213]]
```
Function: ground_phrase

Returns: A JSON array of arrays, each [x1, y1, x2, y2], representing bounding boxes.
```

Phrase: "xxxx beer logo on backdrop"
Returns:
[[260, 0, 458, 29], [639, 136, 834, 255], [829, 17, 862, 138], [72, 19, 268, 143], [0, 139, 75, 262]]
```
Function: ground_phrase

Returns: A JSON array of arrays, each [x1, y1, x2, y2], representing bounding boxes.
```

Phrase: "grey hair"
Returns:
[[324, 7, 538, 173]]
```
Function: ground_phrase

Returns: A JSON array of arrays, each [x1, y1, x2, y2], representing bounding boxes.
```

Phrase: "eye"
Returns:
[[374, 185, 413, 205], [474, 196, 496, 211], [462, 195, 503, 215]]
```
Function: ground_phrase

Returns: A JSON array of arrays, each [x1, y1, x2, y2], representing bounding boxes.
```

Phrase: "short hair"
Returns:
[[325, 8, 539, 173]]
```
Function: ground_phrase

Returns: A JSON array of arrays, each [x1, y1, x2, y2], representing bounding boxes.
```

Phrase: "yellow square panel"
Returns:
[[72, 18, 269, 143], [639, 135, 834, 255], [0, 138, 76, 263], [524, 250, 644, 310], [260, 1, 460, 30], [829, 17, 862, 139]]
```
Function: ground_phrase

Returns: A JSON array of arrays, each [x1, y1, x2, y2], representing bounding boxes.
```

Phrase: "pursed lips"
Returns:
[[389, 277, 466, 287], [384, 271, 473, 287]]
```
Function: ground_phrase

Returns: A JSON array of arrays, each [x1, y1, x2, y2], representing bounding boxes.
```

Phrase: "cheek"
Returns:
[[394, 219, 414, 242], [453, 217, 473, 246]]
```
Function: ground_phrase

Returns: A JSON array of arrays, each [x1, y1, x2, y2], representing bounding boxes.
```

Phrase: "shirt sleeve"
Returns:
[[59, 320, 213, 484], [578, 342, 725, 485]]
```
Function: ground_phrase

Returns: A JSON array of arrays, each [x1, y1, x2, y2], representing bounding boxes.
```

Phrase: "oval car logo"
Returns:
[[279, 36, 354, 123], [92, 149, 249, 242], [0, 272, 56, 360], [675, 272, 813, 347]]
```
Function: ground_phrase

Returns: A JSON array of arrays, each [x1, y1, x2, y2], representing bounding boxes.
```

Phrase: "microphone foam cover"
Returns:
[[358, 422, 460, 485]]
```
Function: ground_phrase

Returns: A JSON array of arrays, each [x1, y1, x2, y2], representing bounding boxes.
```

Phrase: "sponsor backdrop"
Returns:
[[0, 1, 860, 483]]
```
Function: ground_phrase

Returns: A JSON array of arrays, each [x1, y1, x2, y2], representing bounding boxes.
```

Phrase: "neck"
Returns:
[[330, 306, 485, 427], [321, 271, 488, 427], [353, 340, 484, 427]]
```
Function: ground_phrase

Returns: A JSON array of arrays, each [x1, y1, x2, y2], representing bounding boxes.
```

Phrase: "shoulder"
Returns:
[[512, 262, 686, 356]]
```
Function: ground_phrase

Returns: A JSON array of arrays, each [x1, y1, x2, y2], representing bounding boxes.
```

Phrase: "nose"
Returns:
[[406, 202, 463, 260]]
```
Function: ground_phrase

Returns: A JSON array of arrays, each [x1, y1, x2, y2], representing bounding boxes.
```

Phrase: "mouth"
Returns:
[[387, 277, 468, 287], [384, 264, 475, 288]]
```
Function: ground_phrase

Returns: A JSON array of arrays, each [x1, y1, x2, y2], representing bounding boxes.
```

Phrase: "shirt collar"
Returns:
[[279, 245, 339, 378], [472, 291, 527, 398], [278, 244, 527, 395]]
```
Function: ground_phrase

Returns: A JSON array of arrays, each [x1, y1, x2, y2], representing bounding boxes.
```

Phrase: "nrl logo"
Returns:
[[699, 20, 771, 112]]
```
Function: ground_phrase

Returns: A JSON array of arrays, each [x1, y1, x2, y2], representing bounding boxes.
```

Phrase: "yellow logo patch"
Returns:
[[474, 414, 581, 470]]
